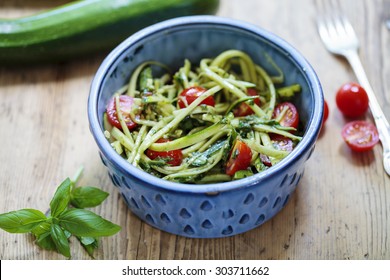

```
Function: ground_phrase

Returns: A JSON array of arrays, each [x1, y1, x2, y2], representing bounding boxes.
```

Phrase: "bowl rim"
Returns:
[[88, 15, 323, 194]]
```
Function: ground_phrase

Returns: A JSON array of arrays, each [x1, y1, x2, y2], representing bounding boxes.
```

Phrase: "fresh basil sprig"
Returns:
[[0, 167, 121, 258]]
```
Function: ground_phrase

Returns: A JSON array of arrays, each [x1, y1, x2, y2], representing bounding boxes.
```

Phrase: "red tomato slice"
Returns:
[[106, 95, 137, 130], [272, 102, 299, 129], [341, 121, 379, 152], [178, 86, 215, 108], [146, 138, 183, 166], [336, 82, 369, 118], [226, 139, 252, 176], [270, 134, 294, 152], [233, 88, 261, 117]]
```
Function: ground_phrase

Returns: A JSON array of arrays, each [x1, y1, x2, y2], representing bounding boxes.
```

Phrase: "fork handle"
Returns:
[[345, 50, 390, 175]]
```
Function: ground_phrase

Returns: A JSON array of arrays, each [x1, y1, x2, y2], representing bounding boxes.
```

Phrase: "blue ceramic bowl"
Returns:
[[88, 16, 323, 238]]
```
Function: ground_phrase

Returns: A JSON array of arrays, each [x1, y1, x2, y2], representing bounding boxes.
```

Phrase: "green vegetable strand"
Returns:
[[201, 59, 267, 118]]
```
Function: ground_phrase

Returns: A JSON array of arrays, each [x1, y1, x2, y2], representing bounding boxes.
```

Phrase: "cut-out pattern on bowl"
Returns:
[[290, 173, 297, 186], [200, 200, 213, 211], [201, 219, 213, 229], [141, 195, 152, 208], [222, 209, 235, 219], [179, 208, 192, 219], [273, 197, 282, 209], [255, 214, 266, 225], [239, 214, 250, 224], [160, 213, 171, 224], [145, 214, 155, 224], [155, 194, 166, 205], [99, 152, 107, 167], [221, 226, 233, 235], [243, 193, 255, 205], [108, 172, 120, 187], [121, 176, 132, 189], [259, 197, 268, 208], [184, 225, 195, 235], [283, 195, 291, 207], [279, 174, 289, 188], [130, 197, 140, 209]]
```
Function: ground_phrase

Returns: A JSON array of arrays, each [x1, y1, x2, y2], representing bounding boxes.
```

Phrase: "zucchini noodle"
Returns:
[[103, 50, 303, 183]]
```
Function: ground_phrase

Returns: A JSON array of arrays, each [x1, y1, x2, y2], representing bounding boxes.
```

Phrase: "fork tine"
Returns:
[[317, 16, 329, 41], [340, 15, 358, 39], [321, 0, 357, 38], [316, 0, 338, 39], [322, 15, 339, 42], [333, 12, 349, 37]]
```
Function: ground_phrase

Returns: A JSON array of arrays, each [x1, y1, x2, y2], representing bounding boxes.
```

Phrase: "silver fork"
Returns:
[[316, 1, 390, 176]]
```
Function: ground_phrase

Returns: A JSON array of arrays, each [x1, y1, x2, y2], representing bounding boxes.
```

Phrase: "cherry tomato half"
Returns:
[[106, 95, 138, 131], [226, 139, 252, 176], [271, 134, 294, 152], [146, 138, 183, 166], [178, 86, 215, 108], [336, 82, 369, 118], [341, 120, 379, 152], [233, 88, 261, 117], [272, 102, 299, 129]]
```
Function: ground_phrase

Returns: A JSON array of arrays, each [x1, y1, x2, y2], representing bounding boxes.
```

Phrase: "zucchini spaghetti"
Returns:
[[103, 50, 302, 183]]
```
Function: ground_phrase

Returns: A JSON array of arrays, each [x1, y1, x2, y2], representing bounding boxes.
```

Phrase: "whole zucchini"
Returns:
[[0, 0, 219, 64]]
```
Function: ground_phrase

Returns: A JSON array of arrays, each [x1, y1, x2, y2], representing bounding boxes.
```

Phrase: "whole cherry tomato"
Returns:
[[106, 95, 137, 130], [272, 102, 299, 129], [178, 86, 215, 108], [341, 120, 379, 152], [336, 82, 369, 118], [233, 88, 261, 117], [226, 139, 252, 176], [146, 138, 183, 166]]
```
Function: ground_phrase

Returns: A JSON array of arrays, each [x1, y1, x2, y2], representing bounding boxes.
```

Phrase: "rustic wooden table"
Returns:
[[1, 0, 389, 260]]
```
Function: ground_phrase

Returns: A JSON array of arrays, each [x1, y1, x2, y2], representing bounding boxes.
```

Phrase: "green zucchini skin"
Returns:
[[0, 0, 219, 64]]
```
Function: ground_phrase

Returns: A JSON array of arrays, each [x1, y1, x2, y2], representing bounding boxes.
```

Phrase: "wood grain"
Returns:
[[1, 0, 389, 260]]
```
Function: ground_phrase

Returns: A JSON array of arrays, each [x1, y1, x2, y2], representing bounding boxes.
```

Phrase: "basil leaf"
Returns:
[[36, 232, 56, 251], [63, 229, 72, 239], [31, 220, 51, 237], [78, 236, 99, 258], [50, 178, 72, 217], [70, 187, 109, 208], [0, 209, 46, 233], [50, 223, 71, 258], [59, 208, 121, 237], [79, 236, 96, 246], [190, 141, 227, 167]]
